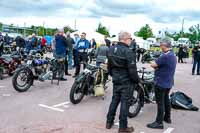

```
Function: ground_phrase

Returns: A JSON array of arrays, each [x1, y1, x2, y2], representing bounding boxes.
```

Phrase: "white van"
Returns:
[[177, 38, 191, 47], [147, 38, 157, 46]]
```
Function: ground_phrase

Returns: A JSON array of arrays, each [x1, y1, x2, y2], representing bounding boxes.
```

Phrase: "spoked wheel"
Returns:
[[12, 68, 33, 92], [70, 82, 85, 104], [128, 85, 143, 118]]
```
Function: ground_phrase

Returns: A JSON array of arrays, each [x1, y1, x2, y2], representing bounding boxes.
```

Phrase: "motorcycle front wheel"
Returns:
[[12, 68, 33, 92], [70, 81, 85, 104]]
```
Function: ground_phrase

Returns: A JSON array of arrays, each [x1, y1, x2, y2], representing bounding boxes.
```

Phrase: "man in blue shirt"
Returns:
[[54, 29, 69, 81], [73, 34, 80, 68], [73, 32, 90, 77], [147, 38, 177, 129]]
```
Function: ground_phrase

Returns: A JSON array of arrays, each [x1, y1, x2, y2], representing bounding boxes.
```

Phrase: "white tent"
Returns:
[[132, 36, 150, 50], [71, 31, 105, 43]]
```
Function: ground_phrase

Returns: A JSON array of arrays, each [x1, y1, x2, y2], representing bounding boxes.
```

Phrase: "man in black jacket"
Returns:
[[192, 42, 200, 75], [106, 31, 139, 133]]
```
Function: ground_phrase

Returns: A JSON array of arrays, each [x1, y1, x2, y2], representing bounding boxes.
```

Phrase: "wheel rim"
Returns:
[[16, 70, 30, 87]]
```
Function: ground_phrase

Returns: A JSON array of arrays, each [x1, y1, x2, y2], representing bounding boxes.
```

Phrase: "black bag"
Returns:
[[170, 91, 199, 111]]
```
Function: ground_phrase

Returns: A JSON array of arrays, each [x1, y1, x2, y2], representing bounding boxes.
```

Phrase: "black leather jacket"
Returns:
[[108, 42, 139, 84]]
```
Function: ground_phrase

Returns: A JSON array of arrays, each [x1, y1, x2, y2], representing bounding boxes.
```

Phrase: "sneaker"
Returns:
[[60, 77, 67, 81], [147, 122, 164, 129]]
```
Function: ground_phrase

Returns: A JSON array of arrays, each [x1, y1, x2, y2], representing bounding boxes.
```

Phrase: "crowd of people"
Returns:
[[0, 29, 198, 133]]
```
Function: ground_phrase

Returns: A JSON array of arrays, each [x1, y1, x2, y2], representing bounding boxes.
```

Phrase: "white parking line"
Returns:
[[52, 101, 70, 107], [2, 94, 11, 97], [38, 104, 64, 112], [114, 122, 119, 126], [163, 128, 174, 133], [0, 86, 5, 88]]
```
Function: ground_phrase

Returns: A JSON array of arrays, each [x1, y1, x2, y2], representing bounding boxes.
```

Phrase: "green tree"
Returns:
[[0, 22, 3, 31], [96, 23, 110, 37], [64, 26, 75, 33], [135, 24, 154, 40]]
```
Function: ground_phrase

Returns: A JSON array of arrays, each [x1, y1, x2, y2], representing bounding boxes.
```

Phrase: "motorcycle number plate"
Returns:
[[27, 60, 32, 65]]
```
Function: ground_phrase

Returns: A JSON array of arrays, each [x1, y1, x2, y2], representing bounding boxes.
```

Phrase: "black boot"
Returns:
[[106, 122, 114, 129], [164, 117, 172, 124]]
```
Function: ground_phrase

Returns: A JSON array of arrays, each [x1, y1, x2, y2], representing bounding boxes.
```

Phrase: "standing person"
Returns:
[[66, 33, 75, 70], [41, 36, 47, 50], [73, 34, 80, 68], [31, 33, 38, 50], [183, 45, 188, 63], [95, 40, 109, 66], [178, 44, 184, 63], [91, 38, 97, 49], [4, 33, 10, 45], [192, 42, 200, 75], [0, 32, 4, 56], [54, 29, 69, 81], [105, 36, 111, 48], [73, 32, 90, 77], [147, 38, 177, 129], [106, 31, 139, 133]]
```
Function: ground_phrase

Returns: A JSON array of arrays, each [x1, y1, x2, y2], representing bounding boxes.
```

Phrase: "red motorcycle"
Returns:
[[0, 54, 22, 79]]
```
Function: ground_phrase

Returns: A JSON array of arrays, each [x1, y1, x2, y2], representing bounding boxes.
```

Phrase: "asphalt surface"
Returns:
[[0, 60, 200, 133]]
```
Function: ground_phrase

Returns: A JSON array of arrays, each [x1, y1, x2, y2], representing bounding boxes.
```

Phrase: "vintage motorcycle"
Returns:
[[70, 63, 108, 104], [12, 52, 64, 92], [128, 67, 155, 118], [141, 50, 161, 63], [0, 52, 22, 80]]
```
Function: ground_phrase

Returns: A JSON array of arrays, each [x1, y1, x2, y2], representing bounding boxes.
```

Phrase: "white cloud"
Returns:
[[0, 0, 200, 35]]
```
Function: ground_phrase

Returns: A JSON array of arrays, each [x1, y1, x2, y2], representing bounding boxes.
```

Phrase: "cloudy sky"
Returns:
[[0, 0, 200, 35]]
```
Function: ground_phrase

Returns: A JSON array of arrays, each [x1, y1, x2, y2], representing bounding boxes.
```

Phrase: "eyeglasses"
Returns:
[[126, 37, 132, 40]]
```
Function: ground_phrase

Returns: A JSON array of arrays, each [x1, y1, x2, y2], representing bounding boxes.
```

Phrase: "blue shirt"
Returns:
[[55, 34, 68, 56], [76, 39, 90, 50], [154, 50, 177, 89]]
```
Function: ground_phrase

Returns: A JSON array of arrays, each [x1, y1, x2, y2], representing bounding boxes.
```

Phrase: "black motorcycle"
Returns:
[[128, 67, 155, 118], [70, 63, 108, 104], [141, 50, 161, 63]]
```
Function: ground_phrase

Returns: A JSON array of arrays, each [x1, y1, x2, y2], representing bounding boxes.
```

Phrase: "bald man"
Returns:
[[106, 31, 139, 133]]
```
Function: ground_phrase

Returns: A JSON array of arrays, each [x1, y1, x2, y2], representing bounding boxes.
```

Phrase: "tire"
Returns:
[[0, 66, 3, 80], [12, 67, 33, 92], [70, 81, 85, 104], [128, 86, 143, 118]]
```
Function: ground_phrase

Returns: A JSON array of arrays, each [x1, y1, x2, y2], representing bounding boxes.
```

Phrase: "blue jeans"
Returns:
[[192, 59, 200, 74]]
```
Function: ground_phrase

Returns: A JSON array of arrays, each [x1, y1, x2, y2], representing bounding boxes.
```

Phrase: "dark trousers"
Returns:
[[155, 86, 171, 124], [107, 84, 131, 128], [65, 58, 69, 75], [73, 49, 77, 67], [75, 52, 88, 76], [192, 59, 200, 74], [178, 55, 183, 63]]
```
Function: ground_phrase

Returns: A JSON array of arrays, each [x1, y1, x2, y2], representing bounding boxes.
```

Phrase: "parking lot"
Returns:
[[0, 62, 200, 133]]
